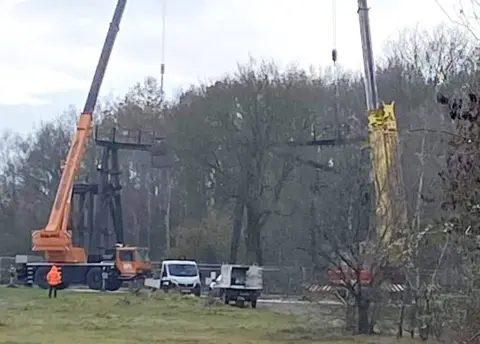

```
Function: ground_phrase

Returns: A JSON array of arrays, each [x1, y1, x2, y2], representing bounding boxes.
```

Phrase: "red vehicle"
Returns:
[[328, 264, 373, 286]]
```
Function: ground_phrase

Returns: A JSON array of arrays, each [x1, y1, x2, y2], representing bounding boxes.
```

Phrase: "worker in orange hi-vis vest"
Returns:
[[46, 265, 61, 298]]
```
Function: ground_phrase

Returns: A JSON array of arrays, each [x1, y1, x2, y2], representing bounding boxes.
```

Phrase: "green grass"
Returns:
[[0, 288, 424, 344], [0, 288, 330, 344]]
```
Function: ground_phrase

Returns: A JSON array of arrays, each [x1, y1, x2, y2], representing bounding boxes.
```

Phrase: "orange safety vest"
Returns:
[[46, 265, 61, 286]]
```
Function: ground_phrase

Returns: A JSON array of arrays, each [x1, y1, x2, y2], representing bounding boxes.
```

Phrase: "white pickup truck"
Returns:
[[144, 259, 201, 296], [209, 264, 263, 308]]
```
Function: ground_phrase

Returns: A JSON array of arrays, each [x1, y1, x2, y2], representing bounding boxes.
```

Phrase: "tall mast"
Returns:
[[357, 0, 379, 111]]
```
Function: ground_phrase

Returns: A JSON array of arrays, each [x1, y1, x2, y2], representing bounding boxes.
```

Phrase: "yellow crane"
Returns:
[[327, 0, 408, 291], [359, 0, 407, 256]]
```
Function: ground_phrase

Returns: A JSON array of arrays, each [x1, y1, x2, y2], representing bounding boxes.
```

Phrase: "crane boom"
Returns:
[[83, 0, 126, 114], [32, 0, 128, 263], [357, 0, 378, 111], [357, 0, 407, 259]]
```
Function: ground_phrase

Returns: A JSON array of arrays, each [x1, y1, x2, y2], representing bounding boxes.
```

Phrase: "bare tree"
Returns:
[[435, 0, 480, 40], [424, 89, 480, 343], [303, 143, 404, 334], [168, 60, 316, 264], [383, 24, 474, 87]]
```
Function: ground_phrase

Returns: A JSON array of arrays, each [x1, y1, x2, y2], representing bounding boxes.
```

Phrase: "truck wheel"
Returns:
[[34, 267, 50, 289], [251, 298, 257, 309], [128, 278, 144, 293], [105, 276, 122, 291], [86, 267, 102, 290], [193, 286, 201, 297]]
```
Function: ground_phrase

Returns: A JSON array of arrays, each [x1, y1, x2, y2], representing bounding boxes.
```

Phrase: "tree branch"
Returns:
[[407, 127, 479, 143]]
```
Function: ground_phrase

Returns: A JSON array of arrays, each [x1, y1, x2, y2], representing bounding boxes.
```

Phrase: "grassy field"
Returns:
[[0, 287, 423, 344]]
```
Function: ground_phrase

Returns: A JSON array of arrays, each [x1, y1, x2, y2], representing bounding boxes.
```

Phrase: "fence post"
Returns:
[[301, 265, 306, 282], [287, 270, 291, 298], [8, 265, 15, 286]]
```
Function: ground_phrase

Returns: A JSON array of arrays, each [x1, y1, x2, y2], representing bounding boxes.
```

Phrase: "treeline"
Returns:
[[0, 24, 477, 273]]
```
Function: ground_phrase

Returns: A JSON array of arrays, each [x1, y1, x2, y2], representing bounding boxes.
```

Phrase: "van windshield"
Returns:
[[168, 264, 198, 277]]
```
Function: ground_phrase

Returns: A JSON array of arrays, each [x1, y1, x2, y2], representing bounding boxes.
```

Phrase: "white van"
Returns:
[[144, 259, 202, 296], [158, 260, 201, 296]]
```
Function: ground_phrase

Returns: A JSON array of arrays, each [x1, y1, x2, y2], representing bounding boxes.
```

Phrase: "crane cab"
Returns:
[[115, 245, 152, 278]]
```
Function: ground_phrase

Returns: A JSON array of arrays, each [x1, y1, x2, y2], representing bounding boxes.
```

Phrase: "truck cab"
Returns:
[[115, 245, 152, 278]]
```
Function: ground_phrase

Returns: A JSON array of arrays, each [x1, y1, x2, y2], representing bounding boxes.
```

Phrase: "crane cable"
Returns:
[[331, 0, 337, 65], [331, 0, 340, 140], [160, 0, 167, 97]]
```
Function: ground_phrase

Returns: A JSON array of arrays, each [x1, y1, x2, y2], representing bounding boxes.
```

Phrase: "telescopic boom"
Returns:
[[32, 0, 128, 263]]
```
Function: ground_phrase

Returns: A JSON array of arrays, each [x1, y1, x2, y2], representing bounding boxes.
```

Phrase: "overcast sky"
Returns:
[[0, 0, 464, 134]]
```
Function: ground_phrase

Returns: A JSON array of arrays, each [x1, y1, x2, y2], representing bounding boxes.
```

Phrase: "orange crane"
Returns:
[[16, 0, 152, 291]]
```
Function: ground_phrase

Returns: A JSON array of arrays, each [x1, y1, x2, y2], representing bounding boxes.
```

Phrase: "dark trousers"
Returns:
[[48, 286, 58, 298]]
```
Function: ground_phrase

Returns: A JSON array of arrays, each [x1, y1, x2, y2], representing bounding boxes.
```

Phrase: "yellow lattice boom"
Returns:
[[368, 102, 408, 263]]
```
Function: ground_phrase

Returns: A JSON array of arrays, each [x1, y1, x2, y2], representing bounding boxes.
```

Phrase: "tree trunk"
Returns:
[[254, 227, 262, 265], [229, 198, 244, 263], [147, 179, 152, 251], [164, 169, 173, 252], [244, 204, 263, 265], [397, 296, 406, 338], [308, 201, 321, 277], [244, 226, 262, 264], [345, 302, 357, 333], [357, 300, 371, 334]]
